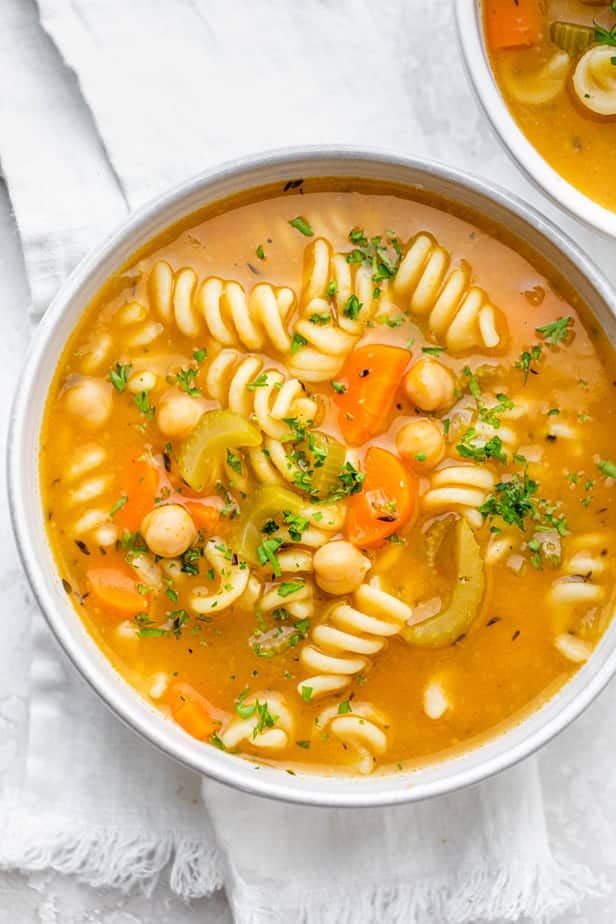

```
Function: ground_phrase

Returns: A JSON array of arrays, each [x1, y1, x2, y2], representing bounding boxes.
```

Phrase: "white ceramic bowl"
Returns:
[[455, 0, 616, 238], [8, 147, 616, 807]]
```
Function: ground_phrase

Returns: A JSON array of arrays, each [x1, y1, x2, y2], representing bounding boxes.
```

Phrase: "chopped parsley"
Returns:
[[291, 333, 308, 354], [330, 379, 347, 394], [283, 510, 310, 542], [193, 347, 207, 362], [515, 344, 542, 383], [253, 699, 279, 737], [301, 685, 313, 702], [257, 537, 284, 577], [134, 390, 155, 418], [277, 580, 305, 598], [345, 228, 402, 284], [176, 367, 200, 396], [289, 216, 314, 237], [535, 316, 573, 346], [109, 362, 132, 392], [330, 461, 365, 500], [246, 373, 269, 391], [109, 495, 128, 517], [226, 449, 242, 475], [337, 700, 352, 714], [480, 472, 538, 531], [181, 546, 202, 575], [256, 244, 265, 260], [598, 458, 616, 479], [422, 346, 446, 356], [309, 312, 331, 325], [343, 294, 362, 321]]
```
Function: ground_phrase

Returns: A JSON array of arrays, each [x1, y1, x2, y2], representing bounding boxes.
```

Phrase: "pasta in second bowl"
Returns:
[[10, 150, 616, 805], [456, 0, 616, 237]]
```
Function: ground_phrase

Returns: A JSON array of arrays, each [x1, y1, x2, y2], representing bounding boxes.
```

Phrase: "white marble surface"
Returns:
[[1, 1, 616, 921]]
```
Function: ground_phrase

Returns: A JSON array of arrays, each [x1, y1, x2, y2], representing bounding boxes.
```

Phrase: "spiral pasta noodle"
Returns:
[[548, 532, 610, 610], [573, 46, 616, 117], [220, 691, 294, 750], [148, 260, 295, 353], [189, 537, 251, 614], [286, 237, 384, 382], [64, 442, 117, 547], [392, 233, 507, 352], [203, 348, 318, 443], [316, 701, 389, 775], [422, 464, 496, 529], [298, 583, 413, 699]]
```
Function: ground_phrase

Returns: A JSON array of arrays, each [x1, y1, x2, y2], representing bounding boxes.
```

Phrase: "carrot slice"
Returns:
[[344, 447, 417, 548], [334, 345, 409, 446], [486, 0, 543, 49], [169, 682, 219, 740], [182, 501, 220, 533], [87, 568, 146, 613], [114, 455, 159, 533]]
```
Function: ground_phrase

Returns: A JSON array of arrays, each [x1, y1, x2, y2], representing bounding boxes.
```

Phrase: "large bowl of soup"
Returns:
[[8, 148, 616, 806], [456, 0, 616, 237]]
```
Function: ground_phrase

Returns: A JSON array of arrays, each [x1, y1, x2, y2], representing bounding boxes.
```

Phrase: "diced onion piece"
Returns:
[[554, 633, 593, 664]]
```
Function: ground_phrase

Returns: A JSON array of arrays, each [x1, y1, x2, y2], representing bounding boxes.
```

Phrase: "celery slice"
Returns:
[[308, 433, 347, 499], [233, 484, 307, 564], [550, 21, 594, 56], [402, 519, 485, 648], [177, 410, 261, 492]]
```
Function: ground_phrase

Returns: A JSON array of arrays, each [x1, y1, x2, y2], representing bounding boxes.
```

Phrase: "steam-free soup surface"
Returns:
[[485, 1, 616, 212], [41, 179, 616, 775]]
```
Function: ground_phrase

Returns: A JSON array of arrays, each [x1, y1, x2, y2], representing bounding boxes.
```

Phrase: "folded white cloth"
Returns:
[[0, 0, 612, 920]]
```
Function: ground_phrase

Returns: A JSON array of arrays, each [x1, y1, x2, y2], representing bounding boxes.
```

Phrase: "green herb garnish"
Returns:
[[289, 216, 314, 237]]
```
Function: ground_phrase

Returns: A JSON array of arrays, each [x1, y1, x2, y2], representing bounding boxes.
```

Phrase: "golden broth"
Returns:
[[485, 1, 616, 212], [41, 179, 616, 775]]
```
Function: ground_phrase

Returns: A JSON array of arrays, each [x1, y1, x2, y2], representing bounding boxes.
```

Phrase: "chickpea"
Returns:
[[140, 504, 197, 558], [313, 541, 371, 596], [64, 377, 113, 429], [403, 358, 455, 412], [396, 418, 445, 471], [157, 389, 204, 439]]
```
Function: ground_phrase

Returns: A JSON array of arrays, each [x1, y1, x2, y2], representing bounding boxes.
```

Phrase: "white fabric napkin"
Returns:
[[0, 0, 611, 920]]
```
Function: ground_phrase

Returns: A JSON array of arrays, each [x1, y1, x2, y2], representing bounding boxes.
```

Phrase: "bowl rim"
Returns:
[[8, 144, 616, 807], [454, 0, 616, 239]]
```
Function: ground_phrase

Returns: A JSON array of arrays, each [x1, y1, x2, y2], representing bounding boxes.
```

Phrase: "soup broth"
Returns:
[[485, 1, 616, 212], [41, 179, 616, 776]]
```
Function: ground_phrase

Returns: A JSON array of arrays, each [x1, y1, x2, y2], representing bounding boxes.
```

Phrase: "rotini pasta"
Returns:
[[220, 692, 294, 750], [422, 464, 496, 529], [63, 443, 117, 547], [189, 538, 251, 614], [148, 260, 295, 353], [316, 701, 389, 775], [298, 583, 413, 699], [203, 349, 318, 442], [392, 233, 507, 352]]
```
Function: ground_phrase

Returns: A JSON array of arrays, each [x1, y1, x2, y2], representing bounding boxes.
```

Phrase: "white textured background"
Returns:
[[1, 0, 616, 920]]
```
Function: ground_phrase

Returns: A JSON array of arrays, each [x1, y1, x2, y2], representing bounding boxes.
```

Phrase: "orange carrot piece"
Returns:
[[87, 568, 146, 613], [344, 447, 417, 548], [114, 455, 159, 533], [169, 682, 219, 740], [182, 501, 220, 533], [486, 0, 543, 49], [334, 345, 409, 446]]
